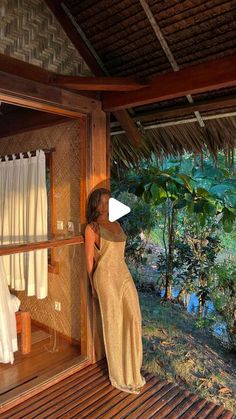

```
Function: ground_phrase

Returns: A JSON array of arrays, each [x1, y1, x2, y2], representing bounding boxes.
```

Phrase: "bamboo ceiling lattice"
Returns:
[[0, 0, 92, 76]]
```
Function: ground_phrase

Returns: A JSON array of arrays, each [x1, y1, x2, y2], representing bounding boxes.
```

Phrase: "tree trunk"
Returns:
[[165, 272, 172, 300], [198, 294, 203, 317], [164, 206, 176, 300]]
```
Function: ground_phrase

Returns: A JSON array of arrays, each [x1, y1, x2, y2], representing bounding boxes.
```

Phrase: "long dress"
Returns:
[[92, 222, 146, 394]]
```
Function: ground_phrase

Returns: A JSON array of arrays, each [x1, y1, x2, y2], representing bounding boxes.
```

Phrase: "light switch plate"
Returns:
[[55, 301, 61, 311], [56, 221, 63, 230]]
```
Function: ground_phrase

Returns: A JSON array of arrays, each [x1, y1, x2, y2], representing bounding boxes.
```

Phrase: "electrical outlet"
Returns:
[[55, 301, 61, 311], [56, 221, 63, 230]]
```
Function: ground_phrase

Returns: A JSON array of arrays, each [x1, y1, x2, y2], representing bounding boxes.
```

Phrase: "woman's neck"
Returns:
[[97, 216, 110, 223]]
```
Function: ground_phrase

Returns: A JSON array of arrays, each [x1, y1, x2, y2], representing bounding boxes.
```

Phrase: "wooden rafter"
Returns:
[[113, 110, 144, 148], [138, 0, 204, 128], [134, 95, 236, 123], [103, 55, 236, 111], [44, 0, 143, 148], [50, 75, 148, 91]]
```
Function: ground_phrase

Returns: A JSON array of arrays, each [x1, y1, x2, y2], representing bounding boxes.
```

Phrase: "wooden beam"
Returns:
[[0, 108, 69, 138], [102, 55, 236, 111], [44, 0, 143, 148], [113, 110, 143, 148], [0, 53, 97, 100], [0, 70, 101, 117], [134, 95, 236, 123], [0, 53, 51, 83], [50, 75, 148, 91]]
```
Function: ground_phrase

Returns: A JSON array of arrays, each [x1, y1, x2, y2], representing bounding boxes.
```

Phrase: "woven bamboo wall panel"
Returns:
[[0, 0, 92, 76], [0, 120, 84, 341]]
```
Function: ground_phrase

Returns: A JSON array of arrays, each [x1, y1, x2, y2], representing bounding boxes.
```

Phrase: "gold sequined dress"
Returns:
[[93, 222, 146, 394]]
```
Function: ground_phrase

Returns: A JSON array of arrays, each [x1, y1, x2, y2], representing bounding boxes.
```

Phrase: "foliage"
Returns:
[[210, 260, 236, 351], [111, 152, 235, 327], [114, 190, 156, 239], [110, 190, 156, 265], [174, 219, 222, 310]]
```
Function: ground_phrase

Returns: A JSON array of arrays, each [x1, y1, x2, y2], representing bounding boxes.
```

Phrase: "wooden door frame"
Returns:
[[0, 69, 109, 409]]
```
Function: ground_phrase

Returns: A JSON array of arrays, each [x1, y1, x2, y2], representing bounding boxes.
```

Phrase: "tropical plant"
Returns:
[[120, 163, 235, 300], [210, 260, 236, 351], [175, 221, 221, 314]]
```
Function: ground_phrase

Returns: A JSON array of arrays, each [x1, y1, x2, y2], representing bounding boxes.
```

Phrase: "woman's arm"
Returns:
[[84, 224, 97, 297]]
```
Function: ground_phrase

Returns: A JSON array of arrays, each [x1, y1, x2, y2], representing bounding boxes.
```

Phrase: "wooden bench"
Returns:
[[15, 311, 31, 354]]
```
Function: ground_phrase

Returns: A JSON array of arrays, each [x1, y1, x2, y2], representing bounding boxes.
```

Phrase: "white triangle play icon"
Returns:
[[109, 198, 131, 222]]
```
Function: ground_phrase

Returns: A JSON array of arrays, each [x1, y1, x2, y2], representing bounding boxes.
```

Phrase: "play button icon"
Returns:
[[109, 198, 131, 222]]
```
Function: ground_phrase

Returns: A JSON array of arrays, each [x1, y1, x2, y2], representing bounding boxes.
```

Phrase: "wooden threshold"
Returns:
[[0, 355, 90, 414]]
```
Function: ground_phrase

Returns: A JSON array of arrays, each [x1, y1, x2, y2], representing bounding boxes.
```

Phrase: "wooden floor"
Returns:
[[1, 358, 234, 418], [0, 324, 82, 406]]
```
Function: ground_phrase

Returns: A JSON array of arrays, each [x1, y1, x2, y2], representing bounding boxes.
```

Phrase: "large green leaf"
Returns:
[[174, 199, 187, 209], [178, 174, 193, 192], [222, 207, 235, 233], [194, 200, 205, 213], [203, 201, 216, 216], [224, 192, 236, 208], [210, 183, 235, 198], [150, 183, 160, 200], [196, 187, 213, 198]]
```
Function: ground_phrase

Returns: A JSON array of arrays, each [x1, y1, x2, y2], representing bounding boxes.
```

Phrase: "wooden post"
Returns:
[[80, 109, 109, 363]]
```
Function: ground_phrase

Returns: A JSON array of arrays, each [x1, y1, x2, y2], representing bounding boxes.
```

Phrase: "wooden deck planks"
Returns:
[[165, 393, 199, 418], [87, 375, 162, 418], [1, 359, 234, 419], [101, 377, 167, 419], [2, 359, 107, 418]]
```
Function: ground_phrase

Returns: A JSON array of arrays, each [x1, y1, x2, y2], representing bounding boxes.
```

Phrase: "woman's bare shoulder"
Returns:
[[86, 221, 99, 234]]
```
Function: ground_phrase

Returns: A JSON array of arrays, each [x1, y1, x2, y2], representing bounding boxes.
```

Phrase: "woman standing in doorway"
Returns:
[[84, 188, 146, 394]]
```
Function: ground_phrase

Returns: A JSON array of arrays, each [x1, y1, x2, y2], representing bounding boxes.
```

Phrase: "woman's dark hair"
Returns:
[[86, 188, 111, 224]]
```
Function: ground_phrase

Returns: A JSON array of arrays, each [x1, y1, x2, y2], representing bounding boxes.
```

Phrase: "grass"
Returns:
[[140, 292, 236, 414]]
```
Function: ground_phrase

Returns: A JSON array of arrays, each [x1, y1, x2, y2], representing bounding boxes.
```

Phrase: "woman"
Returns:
[[85, 188, 146, 394]]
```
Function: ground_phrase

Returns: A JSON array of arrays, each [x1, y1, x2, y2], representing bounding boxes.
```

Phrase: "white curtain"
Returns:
[[0, 150, 48, 299]]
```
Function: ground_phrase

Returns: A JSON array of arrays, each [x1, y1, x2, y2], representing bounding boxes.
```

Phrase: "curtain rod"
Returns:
[[0, 148, 56, 162]]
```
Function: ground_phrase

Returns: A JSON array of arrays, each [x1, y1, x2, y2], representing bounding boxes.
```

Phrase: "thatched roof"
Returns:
[[1, 0, 236, 167], [111, 115, 236, 169], [64, 0, 236, 78], [62, 0, 236, 165]]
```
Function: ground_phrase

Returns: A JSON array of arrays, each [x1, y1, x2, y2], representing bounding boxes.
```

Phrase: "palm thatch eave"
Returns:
[[111, 115, 236, 170]]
